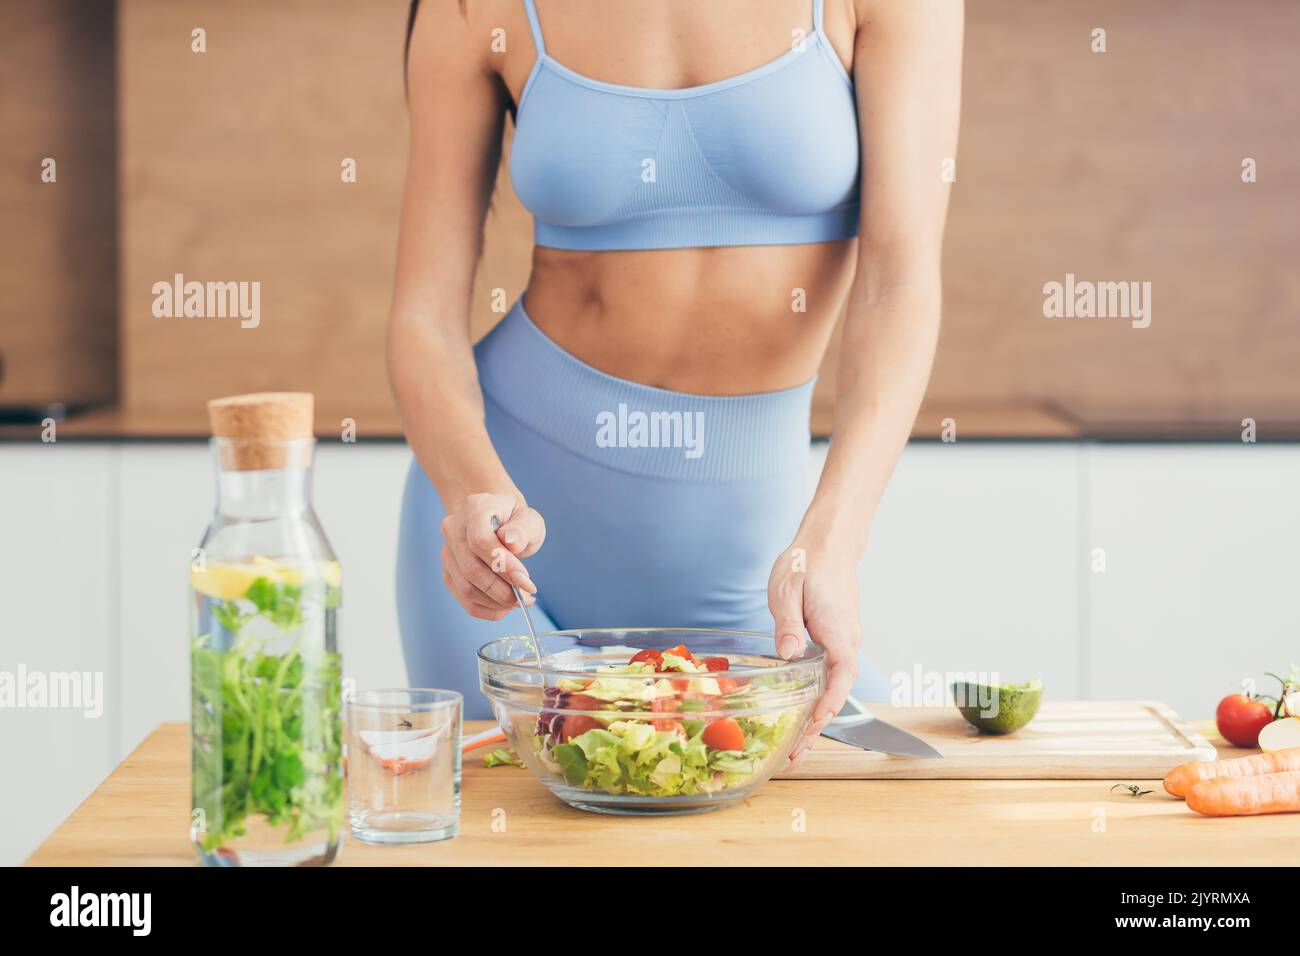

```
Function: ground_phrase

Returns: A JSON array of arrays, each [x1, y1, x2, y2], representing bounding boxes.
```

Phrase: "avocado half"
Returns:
[[952, 679, 1044, 735]]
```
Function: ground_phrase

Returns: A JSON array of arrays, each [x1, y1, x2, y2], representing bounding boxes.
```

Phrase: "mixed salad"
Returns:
[[533, 644, 800, 797]]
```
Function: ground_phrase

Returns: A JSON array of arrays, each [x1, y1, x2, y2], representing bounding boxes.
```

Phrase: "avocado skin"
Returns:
[[952, 681, 1043, 735]]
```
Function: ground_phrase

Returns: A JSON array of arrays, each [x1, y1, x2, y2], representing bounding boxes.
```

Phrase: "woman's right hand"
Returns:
[[439, 492, 545, 621]]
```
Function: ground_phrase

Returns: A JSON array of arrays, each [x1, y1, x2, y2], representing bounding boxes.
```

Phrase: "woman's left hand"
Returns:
[[767, 538, 862, 769]]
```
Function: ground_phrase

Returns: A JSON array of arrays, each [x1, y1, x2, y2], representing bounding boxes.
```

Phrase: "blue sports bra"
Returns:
[[510, 0, 861, 251]]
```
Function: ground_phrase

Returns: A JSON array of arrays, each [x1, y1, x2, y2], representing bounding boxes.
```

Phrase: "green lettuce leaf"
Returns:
[[483, 748, 524, 769]]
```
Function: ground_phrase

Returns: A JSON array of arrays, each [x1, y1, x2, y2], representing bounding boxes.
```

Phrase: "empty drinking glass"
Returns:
[[345, 689, 461, 844]]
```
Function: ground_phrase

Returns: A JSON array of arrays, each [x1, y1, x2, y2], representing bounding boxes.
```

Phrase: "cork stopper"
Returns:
[[207, 392, 314, 470]]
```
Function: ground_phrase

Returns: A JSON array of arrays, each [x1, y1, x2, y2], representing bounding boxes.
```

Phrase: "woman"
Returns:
[[389, 0, 963, 765]]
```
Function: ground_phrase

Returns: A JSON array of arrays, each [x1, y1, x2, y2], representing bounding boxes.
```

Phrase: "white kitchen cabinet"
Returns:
[[313, 442, 413, 697], [0, 444, 117, 866], [115, 445, 211, 757], [813, 442, 1085, 701], [1086, 444, 1300, 718]]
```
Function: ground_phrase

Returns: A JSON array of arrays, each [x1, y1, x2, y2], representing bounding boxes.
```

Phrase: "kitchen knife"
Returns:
[[820, 694, 943, 758]]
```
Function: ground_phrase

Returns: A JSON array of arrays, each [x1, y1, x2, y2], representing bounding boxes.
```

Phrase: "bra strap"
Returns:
[[522, 0, 546, 56], [812, 0, 826, 39]]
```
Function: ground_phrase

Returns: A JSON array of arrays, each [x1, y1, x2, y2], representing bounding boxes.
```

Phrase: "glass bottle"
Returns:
[[189, 394, 343, 866]]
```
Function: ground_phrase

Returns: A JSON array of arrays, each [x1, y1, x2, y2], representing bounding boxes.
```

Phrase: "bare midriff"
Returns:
[[523, 240, 857, 395]]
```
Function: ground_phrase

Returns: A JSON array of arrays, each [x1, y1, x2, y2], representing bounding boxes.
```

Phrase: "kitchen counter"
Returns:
[[25, 721, 1298, 866], [0, 403, 407, 442], [9, 400, 1300, 443], [8, 401, 1296, 443], [0, 401, 1083, 442]]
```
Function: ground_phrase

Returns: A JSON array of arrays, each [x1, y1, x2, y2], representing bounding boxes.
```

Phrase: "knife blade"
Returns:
[[820, 695, 943, 758]]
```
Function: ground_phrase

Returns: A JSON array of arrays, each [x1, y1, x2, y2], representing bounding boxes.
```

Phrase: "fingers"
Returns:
[[441, 540, 528, 610], [465, 501, 536, 594], [442, 569, 510, 621], [810, 655, 859, 736], [495, 506, 546, 558], [438, 493, 542, 619], [440, 543, 519, 611], [785, 741, 813, 772], [787, 648, 860, 769], [767, 557, 807, 661]]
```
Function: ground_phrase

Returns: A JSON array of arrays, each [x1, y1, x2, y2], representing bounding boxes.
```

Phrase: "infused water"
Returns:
[[190, 558, 344, 866]]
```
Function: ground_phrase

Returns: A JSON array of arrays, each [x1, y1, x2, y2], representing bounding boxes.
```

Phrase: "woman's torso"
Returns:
[[494, 0, 859, 395]]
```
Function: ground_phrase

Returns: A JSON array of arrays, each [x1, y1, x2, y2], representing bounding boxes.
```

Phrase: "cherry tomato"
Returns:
[[651, 695, 683, 733], [664, 644, 696, 664], [1215, 694, 1275, 747], [629, 649, 664, 670], [565, 693, 602, 712], [660, 645, 697, 690], [701, 717, 745, 752], [698, 657, 739, 693], [557, 714, 603, 743]]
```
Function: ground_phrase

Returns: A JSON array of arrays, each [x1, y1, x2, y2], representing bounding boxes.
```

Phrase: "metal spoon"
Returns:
[[490, 515, 544, 668]]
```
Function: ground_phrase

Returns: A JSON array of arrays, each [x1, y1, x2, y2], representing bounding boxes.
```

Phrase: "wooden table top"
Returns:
[[25, 721, 1298, 867]]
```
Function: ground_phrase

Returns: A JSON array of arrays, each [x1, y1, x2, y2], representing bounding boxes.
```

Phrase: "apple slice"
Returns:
[[366, 735, 440, 774], [1257, 716, 1300, 752], [359, 728, 433, 751]]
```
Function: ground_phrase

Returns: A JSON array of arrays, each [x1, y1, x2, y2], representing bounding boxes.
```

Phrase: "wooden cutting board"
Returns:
[[778, 700, 1217, 780]]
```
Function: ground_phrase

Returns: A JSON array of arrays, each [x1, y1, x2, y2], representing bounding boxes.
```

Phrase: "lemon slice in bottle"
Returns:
[[190, 556, 341, 600]]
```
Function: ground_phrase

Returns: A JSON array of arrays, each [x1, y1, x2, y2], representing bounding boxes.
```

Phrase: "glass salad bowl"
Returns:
[[478, 629, 824, 815]]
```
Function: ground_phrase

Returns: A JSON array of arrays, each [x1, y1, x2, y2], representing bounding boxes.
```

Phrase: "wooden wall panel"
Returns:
[[928, 0, 1300, 422], [116, 0, 1300, 431], [0, 0, 117, 412], [118, 0, 411, 424]]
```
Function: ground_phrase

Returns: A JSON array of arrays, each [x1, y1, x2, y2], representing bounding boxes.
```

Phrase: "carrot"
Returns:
[[1162, 747, 1300, 798], [460, 729, 506, 754], [1186, 771, 1300, 817]]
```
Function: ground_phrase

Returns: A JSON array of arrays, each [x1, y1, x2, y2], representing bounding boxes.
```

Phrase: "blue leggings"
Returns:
[[396, 298, 888, 718]]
